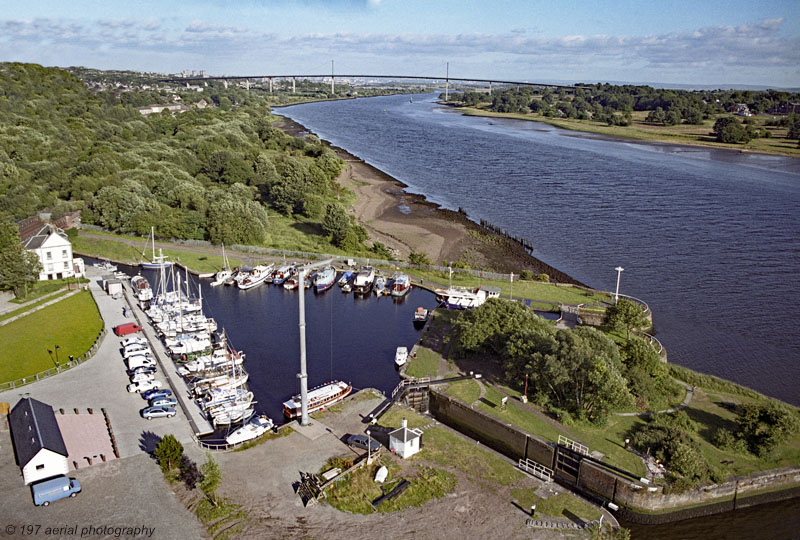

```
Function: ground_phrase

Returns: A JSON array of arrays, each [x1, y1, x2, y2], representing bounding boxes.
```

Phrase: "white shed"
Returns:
[[389, 419, 423, 459], [9, 398, 69, 485]]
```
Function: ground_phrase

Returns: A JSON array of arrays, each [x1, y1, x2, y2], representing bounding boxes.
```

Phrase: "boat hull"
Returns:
[[282, 382, 352, 419]]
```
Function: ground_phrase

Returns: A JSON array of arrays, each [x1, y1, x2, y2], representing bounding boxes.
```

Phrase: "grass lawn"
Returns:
[[405, 346, 440, 378], [377, 405, 430, 429], [0, 291, 103, 383], [0, 290, 71, 323], [72, 233, 244, 274], [511, 488, 602, 521], [417, 427, 524, 486], [323, 457, 456, 514], [10, 277, 86, 304], [411, 267, 612, 305], [445, 379, 482, 404]]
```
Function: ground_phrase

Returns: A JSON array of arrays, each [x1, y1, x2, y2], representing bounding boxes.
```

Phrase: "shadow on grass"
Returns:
[[479, 397, 496, 408], [290, 221, 326, 237], [563, 508, 584, 524], [683, 406, 740, 444]]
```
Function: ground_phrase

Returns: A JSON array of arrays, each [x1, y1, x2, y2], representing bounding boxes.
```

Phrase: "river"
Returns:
[[278, 93, 800, 406]]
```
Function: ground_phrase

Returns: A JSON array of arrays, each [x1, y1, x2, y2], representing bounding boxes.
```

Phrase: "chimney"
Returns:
[[402, 418, 407, 429]]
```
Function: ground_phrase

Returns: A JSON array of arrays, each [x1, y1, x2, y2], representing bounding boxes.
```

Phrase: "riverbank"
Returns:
[[272, 114, 585, 285], [451, 105, 800, 159]]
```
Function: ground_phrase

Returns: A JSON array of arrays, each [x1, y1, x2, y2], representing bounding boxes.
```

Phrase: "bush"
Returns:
[[519, 270, 533, 280], [154, 434, 183, 474], [408, 251, 432, 265], [536, 273, 550, 282], [663, 475, 696, 495]]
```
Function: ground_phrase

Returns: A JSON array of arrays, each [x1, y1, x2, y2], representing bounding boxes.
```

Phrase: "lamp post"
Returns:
[[510, 272, 514, 300], [366, 430, 372, 464], [614, 267, 624, 304], [54, 345, 60, 366]]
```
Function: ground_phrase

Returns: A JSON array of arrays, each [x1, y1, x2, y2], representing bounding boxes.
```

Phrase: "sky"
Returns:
[[2, 0, 799, 88]]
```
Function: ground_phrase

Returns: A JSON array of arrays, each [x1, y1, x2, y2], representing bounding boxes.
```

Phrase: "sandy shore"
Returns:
[[273, 115, 583, 285]]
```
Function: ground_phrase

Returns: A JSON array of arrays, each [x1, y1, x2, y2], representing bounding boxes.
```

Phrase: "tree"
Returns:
[[605, 298, 649, 340], [0, 221, 43, 299], [199, 453, 222, 506], [153, 434, 183, 474], [321, 203, 351, 243], [737, 403, 799, 456], [408, 251, 432, 265], [712, 116, 754, 144]]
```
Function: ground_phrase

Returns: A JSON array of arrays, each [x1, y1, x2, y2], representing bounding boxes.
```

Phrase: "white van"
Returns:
[[31, 476, 81, 506]]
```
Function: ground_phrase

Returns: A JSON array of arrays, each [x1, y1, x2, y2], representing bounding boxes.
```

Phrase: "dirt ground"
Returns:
[[196, 391, 587, 540]]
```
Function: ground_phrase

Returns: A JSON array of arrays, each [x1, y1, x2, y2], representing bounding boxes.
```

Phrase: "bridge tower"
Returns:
[[445, 62, 449, 101], [223, 80, 228, 89], [330, 60, 335, 95], [245, 79, 250, 92], [269, 78, 273, 93], [292, 77, 296, 93]]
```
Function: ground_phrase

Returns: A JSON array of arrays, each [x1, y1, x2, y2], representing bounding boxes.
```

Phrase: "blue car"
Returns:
[[141, 405, 176, 420], [149, 396, 178, 408], [141, 388, 172, 401]]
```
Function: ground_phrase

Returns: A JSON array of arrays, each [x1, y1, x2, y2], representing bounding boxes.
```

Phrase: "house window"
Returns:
[[46, 251, 52, 260], [62, 249, 68, 258], [36, 464, 44, 470], [63, 261, 69, 270], [47, 264, 53, 272]]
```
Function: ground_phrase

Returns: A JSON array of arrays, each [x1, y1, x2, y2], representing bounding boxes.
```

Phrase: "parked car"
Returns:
[[127, 379, 162, 393], [123, 345, 152, 359], [141, 388, 173, 401], [141, 405, 176, 420], [346, 434, 381, 452], [126, 354, 156, 370], [129, 372, 155, 384], [126, 365, 157, 377], [149, 396, 178, 408], [120, 336, 148, 348], [31, 475, 81, 506], [114, 322, 142, 336]]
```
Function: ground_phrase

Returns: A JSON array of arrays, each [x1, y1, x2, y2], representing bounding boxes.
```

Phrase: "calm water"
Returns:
[[279, 93, 800, 406], [111, 260, 438, 423]]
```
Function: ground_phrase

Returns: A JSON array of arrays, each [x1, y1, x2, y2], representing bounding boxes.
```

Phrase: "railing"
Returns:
[[193, 423, 292, 452], [518, 458, 553, 482], [558, 435, 589, 456], [0, 300, 106, 392]]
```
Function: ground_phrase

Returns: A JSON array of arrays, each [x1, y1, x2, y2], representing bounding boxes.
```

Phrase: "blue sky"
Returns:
[[2, 0, 799, 87]]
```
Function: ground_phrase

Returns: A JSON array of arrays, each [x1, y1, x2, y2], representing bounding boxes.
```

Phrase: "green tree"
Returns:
[[0, 221, 43, 298], [408, 251, 432, 265], [153, 434, 184, 474], [605, 298, 649, 340], [199, 453, 222, 506], [713, 116, 754, 144], [737, 403, 799, 456], [321, 203, 351, 241]]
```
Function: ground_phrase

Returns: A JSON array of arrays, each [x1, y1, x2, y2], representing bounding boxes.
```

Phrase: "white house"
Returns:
[[21, 223, 80, 281], [389, 419, 423, 459], [9, 398, 69, 485]]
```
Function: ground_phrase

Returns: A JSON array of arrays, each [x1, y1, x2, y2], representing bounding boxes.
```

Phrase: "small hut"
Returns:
[[389, 419, 422, 459]]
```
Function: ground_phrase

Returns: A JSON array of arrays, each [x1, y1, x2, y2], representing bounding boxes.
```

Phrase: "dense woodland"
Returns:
[[0, 62, 369, 249]]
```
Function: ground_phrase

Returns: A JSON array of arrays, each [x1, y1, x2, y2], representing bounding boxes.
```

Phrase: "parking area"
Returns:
[[0, 420, 205, 539], [0, 267, 195, 458]]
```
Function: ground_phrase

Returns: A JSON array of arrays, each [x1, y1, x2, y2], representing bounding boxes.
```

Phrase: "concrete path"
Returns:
[[0, 266, 196, 458]]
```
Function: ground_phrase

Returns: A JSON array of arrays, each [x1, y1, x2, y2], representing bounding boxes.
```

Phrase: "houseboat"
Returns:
[[282, 381, 352, 419]]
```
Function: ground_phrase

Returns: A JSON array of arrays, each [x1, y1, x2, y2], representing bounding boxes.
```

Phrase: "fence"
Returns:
[[194, 423, 292, 452], [0, 324, 107, 392], [519, 458, 553, 482]]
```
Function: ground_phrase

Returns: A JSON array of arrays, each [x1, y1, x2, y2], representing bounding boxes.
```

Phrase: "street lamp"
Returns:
[[614, 267, 624, 304], [55, 345, 60, 366], [366, 429, 372, 464]]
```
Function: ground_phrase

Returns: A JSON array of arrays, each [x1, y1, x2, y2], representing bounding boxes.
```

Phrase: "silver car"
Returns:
[[141, 405, 176, 420]]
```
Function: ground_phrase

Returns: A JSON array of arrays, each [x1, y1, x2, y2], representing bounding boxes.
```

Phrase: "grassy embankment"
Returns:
[[0, 290, 72, 324], [457, 106, 800, 158], [0, 291, 103, 383]]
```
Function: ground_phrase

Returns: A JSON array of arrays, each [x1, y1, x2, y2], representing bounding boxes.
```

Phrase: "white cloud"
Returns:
[[0, 17, 797, 85]]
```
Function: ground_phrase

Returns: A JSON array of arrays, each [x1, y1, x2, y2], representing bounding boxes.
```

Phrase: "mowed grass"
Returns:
[[411, 267, 611, 305], [0, 290, 71, 323], [445, 378, 482, 404], [0, 291, 104, 383], [417, 427, 523, 486], [377, 405, 430, 429], [511, 488, 602, 521], [72, 233, 243, 274], [405, 346, 441, 378], [324, 458, 456, 514]]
